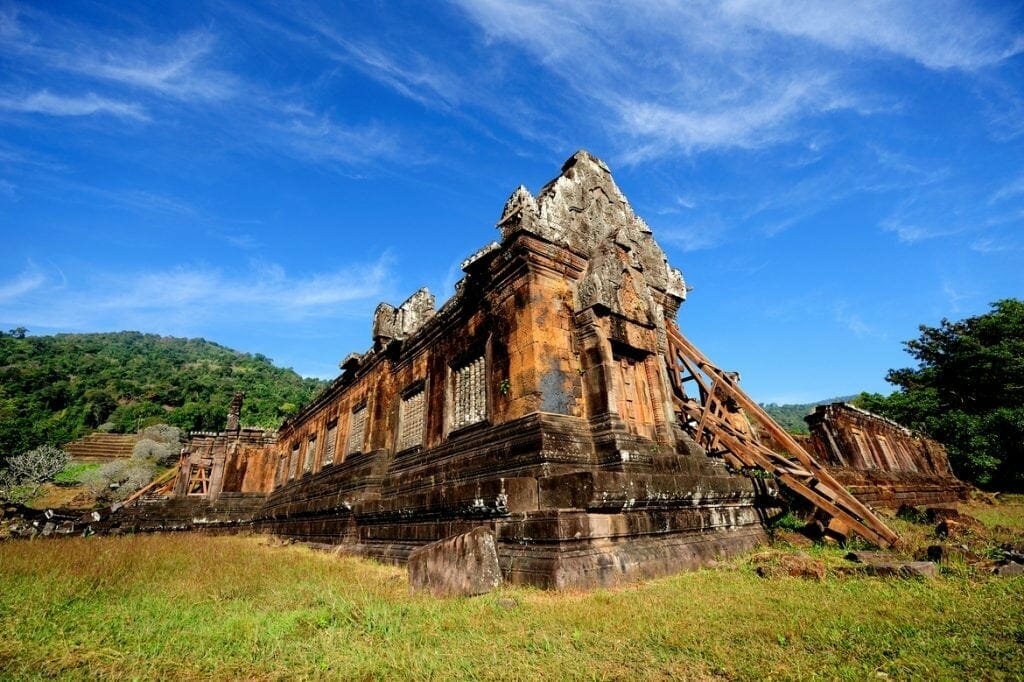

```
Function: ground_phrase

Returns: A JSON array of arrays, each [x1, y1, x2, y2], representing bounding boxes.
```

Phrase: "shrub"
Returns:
[[0, 444, 70, 503], [770, 511, 806, 531], [132, 438, 178, 466], [139, 424, 183, 445], [82, 424, 182, 500], [84, 459, 158, 501]]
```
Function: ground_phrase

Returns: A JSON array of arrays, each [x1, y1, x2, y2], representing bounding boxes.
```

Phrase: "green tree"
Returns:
[[856, 299, 1024, 489], [83, 388, 118, 427]]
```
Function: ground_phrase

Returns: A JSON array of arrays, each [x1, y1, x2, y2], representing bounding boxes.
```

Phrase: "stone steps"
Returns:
[[63, 433, 140, 462]]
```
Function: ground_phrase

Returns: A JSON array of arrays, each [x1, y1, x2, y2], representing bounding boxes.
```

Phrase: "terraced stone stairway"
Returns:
[[63, 433, 140, 462]]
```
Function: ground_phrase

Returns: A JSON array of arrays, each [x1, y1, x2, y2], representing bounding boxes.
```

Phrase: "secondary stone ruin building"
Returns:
[[806, 403, 970, 508], [113, 150, 965, 588]]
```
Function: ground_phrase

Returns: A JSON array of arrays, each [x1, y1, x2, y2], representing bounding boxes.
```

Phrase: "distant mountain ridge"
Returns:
[[0, 331, 328, 463], [759, 396, 858, 434]]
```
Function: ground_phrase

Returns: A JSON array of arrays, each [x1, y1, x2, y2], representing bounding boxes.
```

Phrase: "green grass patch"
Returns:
[[768, 510, 805, 531], [972, 494, 1024, 529], [0, 533, 1021, 680], [52, 463, 102, 486]]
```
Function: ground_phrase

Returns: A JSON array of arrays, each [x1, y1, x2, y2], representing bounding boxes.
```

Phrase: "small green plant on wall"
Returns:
[[499, 379, 512, 396]]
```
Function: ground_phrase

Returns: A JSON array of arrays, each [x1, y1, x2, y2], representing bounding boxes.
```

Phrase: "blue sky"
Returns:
[[1, 1, 1022, 404]]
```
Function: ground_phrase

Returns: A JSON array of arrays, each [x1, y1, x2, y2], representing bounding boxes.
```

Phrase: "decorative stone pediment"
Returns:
[[496, 150, 686, 318]]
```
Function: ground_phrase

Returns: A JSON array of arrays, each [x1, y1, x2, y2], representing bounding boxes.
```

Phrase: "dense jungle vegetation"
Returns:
[[0, 331, 327, 466], [760, 396, 857, 434]]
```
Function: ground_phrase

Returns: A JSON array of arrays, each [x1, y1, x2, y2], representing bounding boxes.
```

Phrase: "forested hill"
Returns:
[[760, 396, 858, 434], [0, 331, 328, 461]]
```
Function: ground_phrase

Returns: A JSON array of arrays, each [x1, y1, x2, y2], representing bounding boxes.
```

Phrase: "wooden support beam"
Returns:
[[664, 322, 898, 548], [122, 465, 180, 508]]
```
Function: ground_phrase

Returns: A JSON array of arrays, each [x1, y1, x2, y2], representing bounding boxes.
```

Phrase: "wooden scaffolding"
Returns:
[[664, 322, 898, 547]]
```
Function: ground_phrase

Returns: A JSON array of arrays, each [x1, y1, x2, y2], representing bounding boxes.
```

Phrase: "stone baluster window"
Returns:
[[304, 436, 317, 473], [347, 405, 367, 455], [289, 443, 300, 480], [451, 356, 487, 431], [323, 421, 338, 466], [397, 388, 426, 451], [275, 454, 286, 487]]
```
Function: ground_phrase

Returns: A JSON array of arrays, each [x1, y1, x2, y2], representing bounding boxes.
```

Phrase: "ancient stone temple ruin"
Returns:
[[108, 151, 964, 588], [807, 403, 970, 508]]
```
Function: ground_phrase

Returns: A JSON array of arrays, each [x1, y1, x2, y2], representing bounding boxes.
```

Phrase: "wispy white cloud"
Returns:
[[0, 140, 67, 172], [0, 13, 237, 103], [653, 195, 699, 215], [274, 115, 403, 167], [327, 38, 463, 112], [942, 280, 972, 314], [880, 215, 961, 244], [0, 4, 22, 41], [658, 219, 731, 253], [454, 0, 1022, 159], [214, 231, 261, 250], [14, 177, 201, 218], [227, 2, 465, 112], [0, 268, 45, 302], [0, 255, 396, 332], [0, 90, 147, 119], [617, 75, 838, 157], [0, 7, 411, 173], [63, 30, 237, 101], [989, 173, 1024, 204], [981, 78, 1024, 142], [454, 0, 855, 157], [880, 182, 1022, 245], [832, 303, 874, 338], [970, 236, 1022, 254], [721, 0, 1023, 71]]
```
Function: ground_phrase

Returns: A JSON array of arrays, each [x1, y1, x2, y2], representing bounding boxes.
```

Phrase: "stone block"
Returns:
[[925, 506, 960, 523], [924, 544, 980, 564], [408, 526, 502, 597], [845, 551, 938, 578], [993, 562, 1023, 577]]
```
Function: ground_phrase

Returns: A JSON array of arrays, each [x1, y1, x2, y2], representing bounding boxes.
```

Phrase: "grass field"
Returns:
[[1, 500, 1022, 680]]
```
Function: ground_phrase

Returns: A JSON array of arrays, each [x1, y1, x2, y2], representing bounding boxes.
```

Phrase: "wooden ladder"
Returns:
[[665, 322, 898, 547]]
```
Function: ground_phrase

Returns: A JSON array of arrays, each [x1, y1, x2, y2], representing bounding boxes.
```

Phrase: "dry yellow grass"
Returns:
[[0, 499, 1022, 681]]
